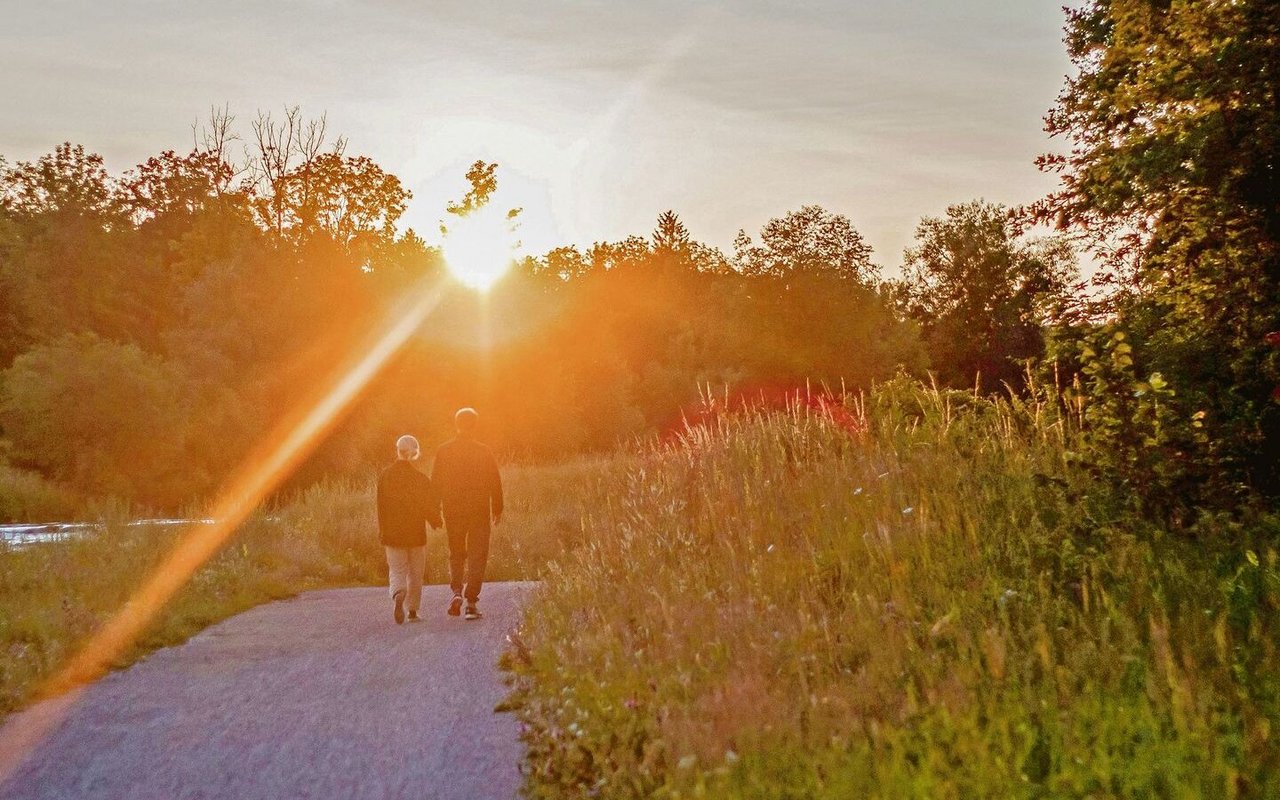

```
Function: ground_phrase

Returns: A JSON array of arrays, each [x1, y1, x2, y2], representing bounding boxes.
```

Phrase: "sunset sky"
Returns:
[[1, 1, 1074, 270]]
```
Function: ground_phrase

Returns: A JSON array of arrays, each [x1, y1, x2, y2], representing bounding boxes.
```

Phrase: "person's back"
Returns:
[[377, 459, 433, 547], [431, 436, 503, 523]]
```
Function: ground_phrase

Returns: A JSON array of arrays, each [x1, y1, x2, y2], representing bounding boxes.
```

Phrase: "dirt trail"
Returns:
[[1, 582, 536, 800]]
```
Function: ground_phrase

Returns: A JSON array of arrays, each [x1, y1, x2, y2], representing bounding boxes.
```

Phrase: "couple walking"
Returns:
[[376, 407, 503, 624]]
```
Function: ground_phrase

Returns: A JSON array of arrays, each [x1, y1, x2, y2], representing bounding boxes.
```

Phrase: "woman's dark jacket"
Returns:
[[376, 459, 439, 547]]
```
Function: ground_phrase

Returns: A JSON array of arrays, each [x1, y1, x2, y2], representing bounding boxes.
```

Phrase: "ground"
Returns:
[[0, 583, 535, 800]]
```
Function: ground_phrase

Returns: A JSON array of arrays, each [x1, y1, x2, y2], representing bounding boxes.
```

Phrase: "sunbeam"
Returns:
[[0, 281, 448, 785]]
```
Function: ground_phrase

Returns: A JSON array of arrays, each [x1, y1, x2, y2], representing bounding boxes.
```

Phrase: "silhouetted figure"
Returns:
[[430, 408, 503, 620], [376, 434, 439, 624]]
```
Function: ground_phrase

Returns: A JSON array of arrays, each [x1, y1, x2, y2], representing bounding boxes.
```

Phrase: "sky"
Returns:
[[0, 0, 1075, 271]]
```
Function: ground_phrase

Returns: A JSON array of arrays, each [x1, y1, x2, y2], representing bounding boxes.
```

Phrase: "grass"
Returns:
[[4, 380, 1278, 796], [502, 378, 1280, 798], [0, 460, 587, 716]]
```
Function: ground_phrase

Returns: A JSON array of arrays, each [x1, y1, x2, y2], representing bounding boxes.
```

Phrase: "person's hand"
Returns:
[[492, 511, 502, 526]]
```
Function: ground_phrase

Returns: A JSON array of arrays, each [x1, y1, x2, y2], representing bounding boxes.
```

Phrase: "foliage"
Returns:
[[0, 122, 926, 515], [1034, 0, 1280, 499], [0, 334, 193, 507], [0, 457, 80, 523], [898, 200, 1076, 391], [504, 381, 1280, 798], [733, 205, 876, 284]]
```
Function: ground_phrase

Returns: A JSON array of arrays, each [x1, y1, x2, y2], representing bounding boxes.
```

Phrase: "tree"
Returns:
[[0, 143, 120, 221], [121, 149, 239, 223], [0, 333, 193, 505], [276, 153, 409, 250], [0, 145, 140, 347], [900, 201, 1075, 392], [734, 205, 876, 284], [1034, 0, 1280, 496], [245, 106, 341, 237], [445, 160, 500, 217], [652, 209, 690, 255]]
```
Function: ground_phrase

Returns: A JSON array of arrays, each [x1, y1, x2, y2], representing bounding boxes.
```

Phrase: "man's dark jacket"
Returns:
[[430, 436, 503, 523], [376, 459, 438, 547]]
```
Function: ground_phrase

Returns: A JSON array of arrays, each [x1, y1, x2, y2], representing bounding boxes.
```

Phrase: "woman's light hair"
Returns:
[[395, 434, 420, 459]]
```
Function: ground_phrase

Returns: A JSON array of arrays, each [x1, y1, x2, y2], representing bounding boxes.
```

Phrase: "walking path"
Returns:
[[1, 582, 536, 800]]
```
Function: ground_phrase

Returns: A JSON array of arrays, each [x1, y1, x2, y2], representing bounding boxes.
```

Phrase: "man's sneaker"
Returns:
[[407, 610, 421, 622], [393, 590, 406, 625], [464, 604, 482, 621], [447, 594, 463, 617]]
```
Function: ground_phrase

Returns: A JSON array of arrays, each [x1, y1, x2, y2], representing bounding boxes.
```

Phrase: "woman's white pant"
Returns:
[[385, 545, 426, 613]]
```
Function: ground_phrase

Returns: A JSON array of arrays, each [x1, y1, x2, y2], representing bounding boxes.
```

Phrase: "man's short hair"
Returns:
[[454, 407, 479, 433]]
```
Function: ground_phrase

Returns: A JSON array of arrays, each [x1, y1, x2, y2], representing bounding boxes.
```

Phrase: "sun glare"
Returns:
[[441, 205, 518, 291]]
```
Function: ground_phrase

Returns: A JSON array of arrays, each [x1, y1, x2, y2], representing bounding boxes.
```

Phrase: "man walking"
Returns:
[[376, 434, 439, 625], [430, 408, 503, 621]]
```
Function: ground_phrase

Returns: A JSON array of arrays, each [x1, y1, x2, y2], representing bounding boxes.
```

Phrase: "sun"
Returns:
[[440, 205, 518, 291]]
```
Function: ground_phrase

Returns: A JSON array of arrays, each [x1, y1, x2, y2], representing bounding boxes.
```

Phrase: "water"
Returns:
[[0, 519, 209, 547]]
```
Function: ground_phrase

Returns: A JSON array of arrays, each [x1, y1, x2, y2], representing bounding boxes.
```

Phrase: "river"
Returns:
[[0, 519, 209, 547]]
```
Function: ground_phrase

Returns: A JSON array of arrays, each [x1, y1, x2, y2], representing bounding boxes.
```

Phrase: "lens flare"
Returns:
[[441, 206, 517, 291], [0, 282, 447, 786]]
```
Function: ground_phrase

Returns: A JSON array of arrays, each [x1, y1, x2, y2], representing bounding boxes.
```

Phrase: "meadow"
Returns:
[[503, 380, 1280, 798], [0, 459, 591, 714], [3, 379, 1278, 797]]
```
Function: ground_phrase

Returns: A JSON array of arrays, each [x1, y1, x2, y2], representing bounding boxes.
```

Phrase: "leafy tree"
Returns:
[[0, 145, 141, 347], [1035, 0, 1280, 497], [276, 153, 410, 250], [0, 333, 193, 505], [586, 236, 652, 272], [899, 201, 1075, 391], [121, 149, 239, 224], [445, 160, 499, 217], [734, 205, 876, 284], [0, 143, 121, 221]]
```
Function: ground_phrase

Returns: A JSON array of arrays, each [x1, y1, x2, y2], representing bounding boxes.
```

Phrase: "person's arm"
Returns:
[[375, 474, 388, 538], [428, 451, 445, 523], [423, 474, 442, 530], [489, 453, 503, 524]]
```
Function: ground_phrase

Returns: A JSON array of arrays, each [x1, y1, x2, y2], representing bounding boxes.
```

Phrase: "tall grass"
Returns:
[[0, 461, 587, 715], [504, 378, 1280, 797]]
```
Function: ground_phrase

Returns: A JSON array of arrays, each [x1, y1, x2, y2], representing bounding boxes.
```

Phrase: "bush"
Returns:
[[0, 333, 193, 508], [0, 456, 80, 522]]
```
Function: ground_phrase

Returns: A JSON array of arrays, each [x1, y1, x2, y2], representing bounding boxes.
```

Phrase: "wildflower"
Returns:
[[902, 506, 914, 515], [853, 487, 864, 496]]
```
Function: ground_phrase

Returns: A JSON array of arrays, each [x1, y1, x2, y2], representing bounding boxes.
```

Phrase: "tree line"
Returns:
[[2, 0, 1277, 521]]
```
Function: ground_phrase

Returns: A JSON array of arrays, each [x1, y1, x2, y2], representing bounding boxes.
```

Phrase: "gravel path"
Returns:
[[1, 582, 536, 800]]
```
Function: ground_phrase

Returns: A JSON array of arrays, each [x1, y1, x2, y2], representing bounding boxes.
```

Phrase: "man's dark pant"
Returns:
[[447, 514, 491, 603]]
